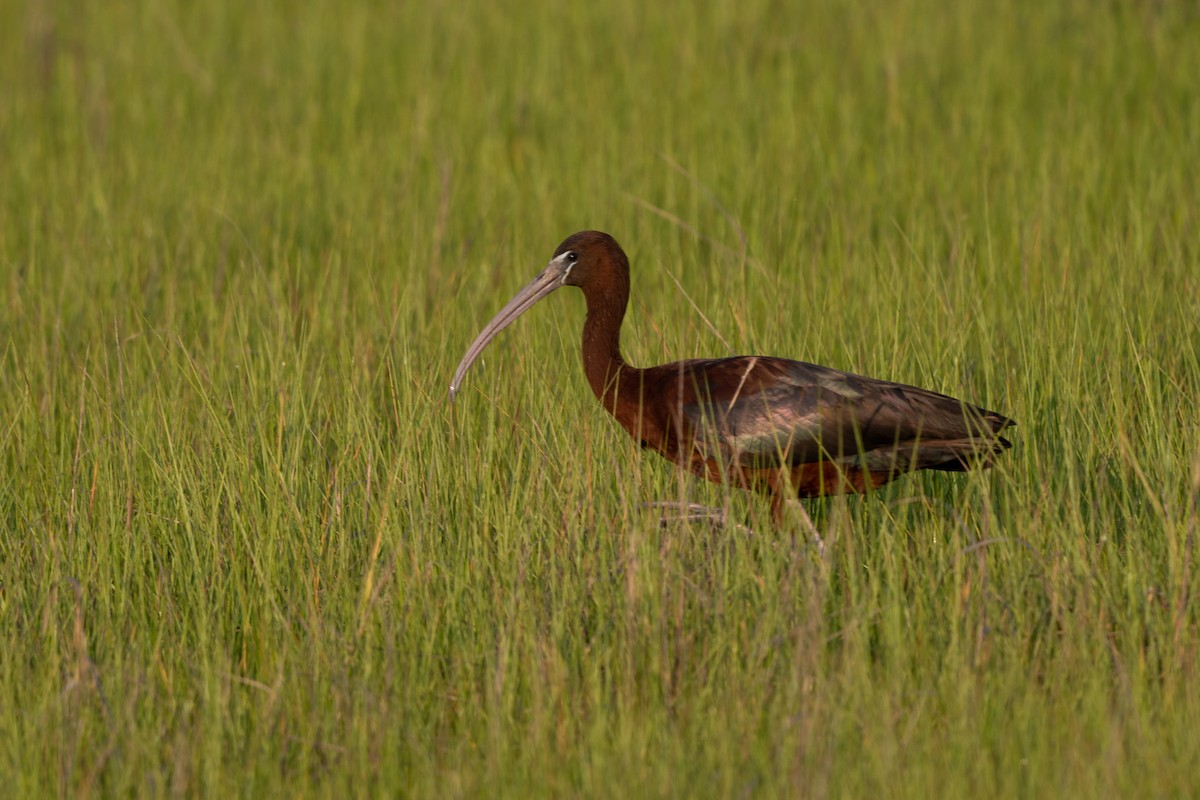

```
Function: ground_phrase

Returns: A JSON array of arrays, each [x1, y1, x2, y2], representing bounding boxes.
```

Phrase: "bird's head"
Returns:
[[550, 230, 626, 289], [448, 230, 627, 401]]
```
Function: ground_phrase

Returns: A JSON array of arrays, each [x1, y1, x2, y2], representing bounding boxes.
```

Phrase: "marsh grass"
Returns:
[[2, 0, 1199, 795]]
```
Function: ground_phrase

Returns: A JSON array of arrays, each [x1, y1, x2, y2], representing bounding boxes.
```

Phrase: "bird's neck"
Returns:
[[581, 278, 634, 414]]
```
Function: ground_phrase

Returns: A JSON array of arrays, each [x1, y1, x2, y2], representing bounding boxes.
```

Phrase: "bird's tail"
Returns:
[[924, 434, 1013, 472]]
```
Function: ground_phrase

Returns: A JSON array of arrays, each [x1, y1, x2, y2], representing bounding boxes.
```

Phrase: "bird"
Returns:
[[449, 231, 1014, 526]]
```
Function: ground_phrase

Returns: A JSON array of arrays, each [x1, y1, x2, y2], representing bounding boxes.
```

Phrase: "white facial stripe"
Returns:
[[552, 251, 574, 284]]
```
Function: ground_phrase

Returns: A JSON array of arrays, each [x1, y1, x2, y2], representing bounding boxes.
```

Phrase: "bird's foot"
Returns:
[[642, 501, 751, 534]]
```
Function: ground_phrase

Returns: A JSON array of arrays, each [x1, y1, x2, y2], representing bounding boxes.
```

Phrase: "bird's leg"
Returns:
[[771, 495, 826, 557]]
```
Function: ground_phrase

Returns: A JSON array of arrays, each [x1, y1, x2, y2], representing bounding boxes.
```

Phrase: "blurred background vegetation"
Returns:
[[2, 0, 1198, 796]]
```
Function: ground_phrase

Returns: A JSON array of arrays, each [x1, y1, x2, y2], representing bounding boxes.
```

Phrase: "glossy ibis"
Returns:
[[450, 231, 1014, 525]]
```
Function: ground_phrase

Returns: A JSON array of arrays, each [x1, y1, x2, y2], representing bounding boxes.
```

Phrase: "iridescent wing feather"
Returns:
[[670, 357, 1013, 469]]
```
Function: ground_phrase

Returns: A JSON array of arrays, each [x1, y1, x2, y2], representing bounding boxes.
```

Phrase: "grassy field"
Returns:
[[3, 0, 1199, 795]]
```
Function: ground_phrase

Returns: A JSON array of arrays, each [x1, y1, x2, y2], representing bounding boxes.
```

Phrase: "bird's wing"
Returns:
[[672, 356, 1013, 468]]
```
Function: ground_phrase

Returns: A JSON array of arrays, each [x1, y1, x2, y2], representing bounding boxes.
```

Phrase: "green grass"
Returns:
[[3, 0, 1199, 795]]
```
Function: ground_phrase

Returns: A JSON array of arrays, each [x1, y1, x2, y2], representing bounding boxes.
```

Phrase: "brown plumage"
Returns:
[[450, 231, 1014, 523]]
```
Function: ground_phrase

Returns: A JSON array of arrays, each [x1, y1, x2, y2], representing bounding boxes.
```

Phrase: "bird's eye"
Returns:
[[566, 251, 578, 263]]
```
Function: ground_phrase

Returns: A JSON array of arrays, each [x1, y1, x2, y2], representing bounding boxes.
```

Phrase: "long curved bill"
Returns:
[[449, 259, 569, 401]]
